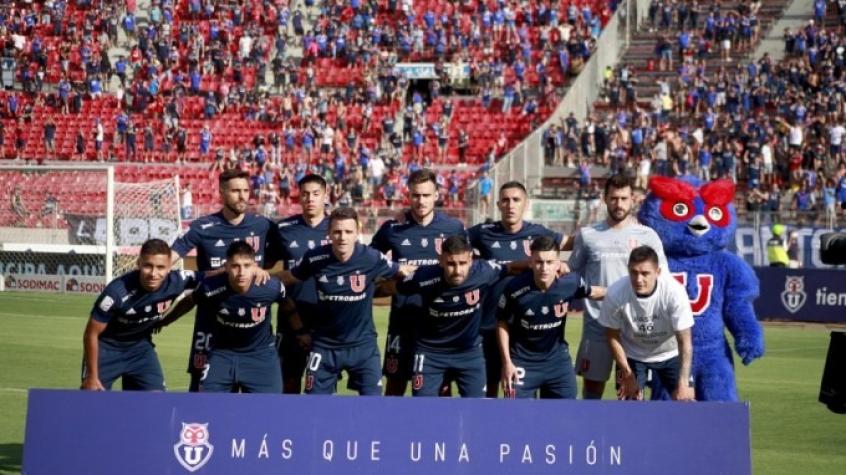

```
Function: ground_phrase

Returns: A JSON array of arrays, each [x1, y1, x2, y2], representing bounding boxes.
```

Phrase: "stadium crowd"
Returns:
[[0, 0, 613, 218], [539, 0, 846, 227]]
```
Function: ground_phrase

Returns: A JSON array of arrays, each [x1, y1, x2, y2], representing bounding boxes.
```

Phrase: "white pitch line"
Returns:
[[0, 387, 27, 393]]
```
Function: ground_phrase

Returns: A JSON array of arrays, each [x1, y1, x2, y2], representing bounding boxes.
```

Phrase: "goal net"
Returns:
[[0, 165, 181, 294]]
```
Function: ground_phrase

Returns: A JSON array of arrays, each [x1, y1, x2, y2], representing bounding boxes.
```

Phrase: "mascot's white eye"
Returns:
[[672, 202, 689, 217], [708, 206, 723, 221]]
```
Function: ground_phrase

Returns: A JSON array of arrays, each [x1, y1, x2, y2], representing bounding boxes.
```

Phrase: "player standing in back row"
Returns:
[[171, 168, 278, 392], [468, 181, 565, 397], [370, 169, 465, 396], [270, 174, 330, 393], [568, 174, 667, 399]]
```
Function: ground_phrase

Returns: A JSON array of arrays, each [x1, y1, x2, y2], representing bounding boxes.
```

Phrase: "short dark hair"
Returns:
[[628, 245, 660, 268], [298, 173, 327, 190], [226, 241, 256, 260], [499, 181, 527, 196], [530, 236, 558, 253], [408, 168, 438, 188], [329, 207, 359, 228], [441, 235, 472, 255], [139, 238, 171, 257], [219, 168, 249, 187], [604, 174, 633, 196]]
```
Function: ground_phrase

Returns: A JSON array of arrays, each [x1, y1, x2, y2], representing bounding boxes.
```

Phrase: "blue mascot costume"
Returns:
[[638, 176, 764, 401]]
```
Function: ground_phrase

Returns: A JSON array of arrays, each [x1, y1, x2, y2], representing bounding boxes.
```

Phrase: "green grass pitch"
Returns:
[[0, 291, 844, 474]]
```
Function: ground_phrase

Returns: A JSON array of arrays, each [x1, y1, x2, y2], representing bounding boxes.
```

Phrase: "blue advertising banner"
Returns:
[[754, 267, 846, 323], [732, 225, 846, 269], [23, 389, 751, 475]]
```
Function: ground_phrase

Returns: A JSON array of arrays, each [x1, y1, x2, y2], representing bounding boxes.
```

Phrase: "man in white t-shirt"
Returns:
[[599, 245, 695, 401], [829, 123, 845, 160]]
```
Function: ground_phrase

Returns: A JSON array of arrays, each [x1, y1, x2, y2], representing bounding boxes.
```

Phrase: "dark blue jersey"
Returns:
[[291, 243, 399, 348], [497, 271, 590, 362], [370, 211, 465, 326], [271, 214, 330, 333], [171, 212, 276, 270], [193, 275, 287, 352], [272, 214, 331, 268], [398, 260, 506, 352], [91, 270, 202, 346], [468, 221, 563, 331]]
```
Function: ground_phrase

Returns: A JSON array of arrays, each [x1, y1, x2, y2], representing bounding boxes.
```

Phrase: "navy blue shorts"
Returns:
[[305, 340, 382, 395], [84, 339, 165, 391], [201, 346, 282, 393], [481, 328, 502, 396], [509, 347, 576, 399], [382, 319, 415, 381], [630, 356, 680, 391], [412, 346, 485, 398]]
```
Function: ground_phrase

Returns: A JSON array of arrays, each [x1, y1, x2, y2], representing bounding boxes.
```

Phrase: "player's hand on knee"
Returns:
[[501, 363, 517, 398], [618, 373, 639, 400], [81, 377, 105, 391], [254, 269, 271, 285], [672, 384, 696, 402]]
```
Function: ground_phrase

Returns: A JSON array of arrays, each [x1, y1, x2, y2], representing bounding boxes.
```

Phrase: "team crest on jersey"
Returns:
[[385, 355, 399, 374], [781, 276, 807, 314], [251, 306, 267, 322], [350, 275, 366, 292], [173, 422, 214, 472], [193, 354, 207, 370], [672, 272, 715, 316], [245, 235, 261, 252], [157, 300, 172, 314], [413, 374, 424, 391], [554, 302, 568, 318], [434, 238, 443, 254], [305, 374, 315, 391], [465, 289, 480, 305]]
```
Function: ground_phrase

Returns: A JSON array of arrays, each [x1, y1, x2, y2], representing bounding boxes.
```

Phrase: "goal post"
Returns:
[[0, 165, 182, 294]]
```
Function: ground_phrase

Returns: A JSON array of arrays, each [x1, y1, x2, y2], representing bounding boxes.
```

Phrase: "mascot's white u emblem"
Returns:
[[672, 272, 714, 316]]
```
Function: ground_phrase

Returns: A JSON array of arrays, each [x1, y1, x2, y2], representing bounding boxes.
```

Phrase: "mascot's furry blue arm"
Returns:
[[637, 176, 765, 401]]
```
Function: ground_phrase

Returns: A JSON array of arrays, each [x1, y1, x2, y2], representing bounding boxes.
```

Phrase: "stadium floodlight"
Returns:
[[0, 164, 181, 294]]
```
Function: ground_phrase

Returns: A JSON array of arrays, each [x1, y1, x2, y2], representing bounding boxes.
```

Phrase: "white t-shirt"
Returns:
[[788, 125, 803, 147], [599, 273, 694, 363], [830, 125, 845, 146]]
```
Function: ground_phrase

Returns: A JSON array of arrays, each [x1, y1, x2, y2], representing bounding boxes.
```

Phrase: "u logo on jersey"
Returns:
[[435, 238, 444, 255], [245, 235, 261, 252], [157, 300, 172, 314], [671, 272, 714, 316], [250, 306, 267, 322], [350, 275, 366, 292], [465, 289, 480, 305], [554, 302, 568, 318], [523, 240, 532, 256]]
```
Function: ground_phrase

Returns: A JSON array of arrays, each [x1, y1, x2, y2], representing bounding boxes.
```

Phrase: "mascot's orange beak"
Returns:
[[688, 215, 710, 237]]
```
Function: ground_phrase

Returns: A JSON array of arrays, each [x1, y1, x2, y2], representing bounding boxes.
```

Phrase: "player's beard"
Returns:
[[225, 200, 248, 216], [608, 205, 631, 224]]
